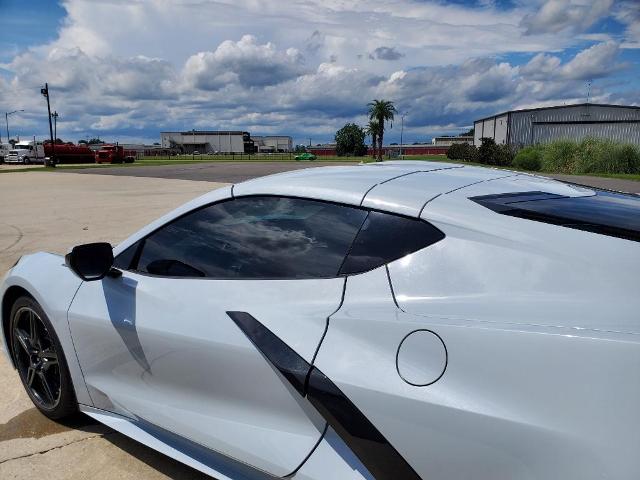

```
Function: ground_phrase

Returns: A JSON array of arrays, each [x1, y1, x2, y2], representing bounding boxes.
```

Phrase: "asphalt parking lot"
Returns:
[[64, 161, 353, 183], [60, 161, 640, 194]]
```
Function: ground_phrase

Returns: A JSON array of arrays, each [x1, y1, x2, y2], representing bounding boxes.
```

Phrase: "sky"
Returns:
[[0, 0, 638, 145]]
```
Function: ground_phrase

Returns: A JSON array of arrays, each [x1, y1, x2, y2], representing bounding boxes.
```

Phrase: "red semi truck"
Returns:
[[95, 145, 136, 164]]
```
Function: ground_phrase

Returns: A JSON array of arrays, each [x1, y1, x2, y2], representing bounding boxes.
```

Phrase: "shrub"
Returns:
[[446, 143, 465, 160], [463, 144, 478, 162], [477, 137, 498, 165], [541, 140, 578, 173], [513, 146, 542, 171], [446, 143, 477, 162], [476, 138, 512, 166], [494, 144, 515, 167]]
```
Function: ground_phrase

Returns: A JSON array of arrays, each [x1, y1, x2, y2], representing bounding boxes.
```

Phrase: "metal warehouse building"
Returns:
[[474, 103, 640, 147], [161, 131, 253, 154], [160, 131, 293, 154], [251, 136, 293, 153]]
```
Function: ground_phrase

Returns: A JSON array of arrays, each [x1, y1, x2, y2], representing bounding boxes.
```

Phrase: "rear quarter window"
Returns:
[[471, 189, 640, 242]]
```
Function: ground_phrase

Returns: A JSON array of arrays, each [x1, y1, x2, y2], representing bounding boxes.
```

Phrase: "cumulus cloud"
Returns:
[[521, 42, 623, 81], [183, 35, 305, 90], [559, 41, 623, 79], [521, 0, 614, 35], [0, 0, 637, 143], [614, 1, 640, 48], [370, 47, 404, 61]]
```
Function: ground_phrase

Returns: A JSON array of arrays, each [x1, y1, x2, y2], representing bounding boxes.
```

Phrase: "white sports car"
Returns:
[[2, 161, 639, 480]]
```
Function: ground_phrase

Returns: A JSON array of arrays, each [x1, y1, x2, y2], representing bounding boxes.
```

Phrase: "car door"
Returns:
[[67, 195, 368, 477]]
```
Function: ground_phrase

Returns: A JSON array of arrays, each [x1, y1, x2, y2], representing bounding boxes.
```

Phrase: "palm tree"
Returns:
[[368, 99, 397, 161], [365, 119, 380, 160]]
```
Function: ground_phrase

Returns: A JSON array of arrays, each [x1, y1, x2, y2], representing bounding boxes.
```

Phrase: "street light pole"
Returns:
[[400, 112, 407, 159], [5, 110, 24, 145], [192, 129, 195, 160]]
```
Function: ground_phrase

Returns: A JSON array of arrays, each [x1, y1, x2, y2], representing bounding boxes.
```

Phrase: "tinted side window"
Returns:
[[339, 211, 445, 275], [472, 190, 640, 242], [113, 241, 140, 270], [135, 197, 368, 279]]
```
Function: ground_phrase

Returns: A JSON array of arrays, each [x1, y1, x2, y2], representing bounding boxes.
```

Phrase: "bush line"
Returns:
[[446, 138, 640, 174]]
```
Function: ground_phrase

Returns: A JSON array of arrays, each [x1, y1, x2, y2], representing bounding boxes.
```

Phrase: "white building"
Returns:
[[160, 131, 252, 154], [431, 136, 474, 147], [251, 136, 293, 152]]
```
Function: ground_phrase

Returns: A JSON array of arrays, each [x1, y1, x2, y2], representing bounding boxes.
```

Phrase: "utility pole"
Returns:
[[51, 111, 58, 143], [192, 129, 195, 160], [5, 110, 24, 145], [41, 83, 56, 167]]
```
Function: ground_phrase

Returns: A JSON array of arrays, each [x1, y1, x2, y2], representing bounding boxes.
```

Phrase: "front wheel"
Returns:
[[23, 157, 30, 165], [10, 296, 77, 419]]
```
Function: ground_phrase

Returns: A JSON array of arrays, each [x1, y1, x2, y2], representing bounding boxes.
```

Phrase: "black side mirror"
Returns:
[[65, 242, 114, 281]]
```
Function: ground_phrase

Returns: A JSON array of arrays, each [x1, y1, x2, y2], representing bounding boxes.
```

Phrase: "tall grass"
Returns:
[[513, 138, 640, 174]]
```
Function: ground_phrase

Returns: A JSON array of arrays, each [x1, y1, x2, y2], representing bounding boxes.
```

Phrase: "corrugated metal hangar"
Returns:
[[474, 103, 640, 146], [160, 131, 293, 154]]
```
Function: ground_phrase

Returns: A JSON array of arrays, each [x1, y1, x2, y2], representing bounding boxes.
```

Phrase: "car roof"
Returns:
[[233, 161, 592, 217]]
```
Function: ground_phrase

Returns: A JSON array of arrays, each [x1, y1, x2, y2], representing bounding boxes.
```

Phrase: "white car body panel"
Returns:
[[0, 252, 91, 404], [292, 427, 373, 480], [398, 179, 639, 333], [2, 162, 639, 480], [67, 271, 338, 476], [361, 166, 512, 217], [233, 162, 457, 206], [316, 266, 640, 479]]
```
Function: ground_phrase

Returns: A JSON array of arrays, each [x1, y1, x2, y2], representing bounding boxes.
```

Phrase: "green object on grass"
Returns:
[[295, 152, 317, 161]]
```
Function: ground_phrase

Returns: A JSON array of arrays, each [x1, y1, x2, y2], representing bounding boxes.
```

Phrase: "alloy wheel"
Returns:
[[12, 307, 61, 409]]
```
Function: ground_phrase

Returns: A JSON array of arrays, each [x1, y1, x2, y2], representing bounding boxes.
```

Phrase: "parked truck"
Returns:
[[5, 140, 46, 164], [43, 142, 94, 164], [0, 143, 10, 163], [94, 145, 136, 164]]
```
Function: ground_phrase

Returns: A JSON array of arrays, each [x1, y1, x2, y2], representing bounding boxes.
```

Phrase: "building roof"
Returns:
[[161, 131, 249, 135], [474, 103, 640, 123]]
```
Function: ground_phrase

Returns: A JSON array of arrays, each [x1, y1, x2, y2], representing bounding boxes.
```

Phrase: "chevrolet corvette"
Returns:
[[2, 161, 639, 480]]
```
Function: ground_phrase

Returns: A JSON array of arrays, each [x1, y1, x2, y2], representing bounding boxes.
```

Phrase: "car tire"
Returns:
[[23, 157, 30, 165], [9, 295, 78, 420]]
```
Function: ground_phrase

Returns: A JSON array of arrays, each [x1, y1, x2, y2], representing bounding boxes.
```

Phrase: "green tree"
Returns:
[[335, 123, 367, 157], [368, 99, 397, 161], [294, 144, 307, 153], [365, 119, 380, 159], [87, 138, 104, 145]]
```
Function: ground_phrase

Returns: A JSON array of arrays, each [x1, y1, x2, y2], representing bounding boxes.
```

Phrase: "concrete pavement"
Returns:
[[0, 172, 221, 479]]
